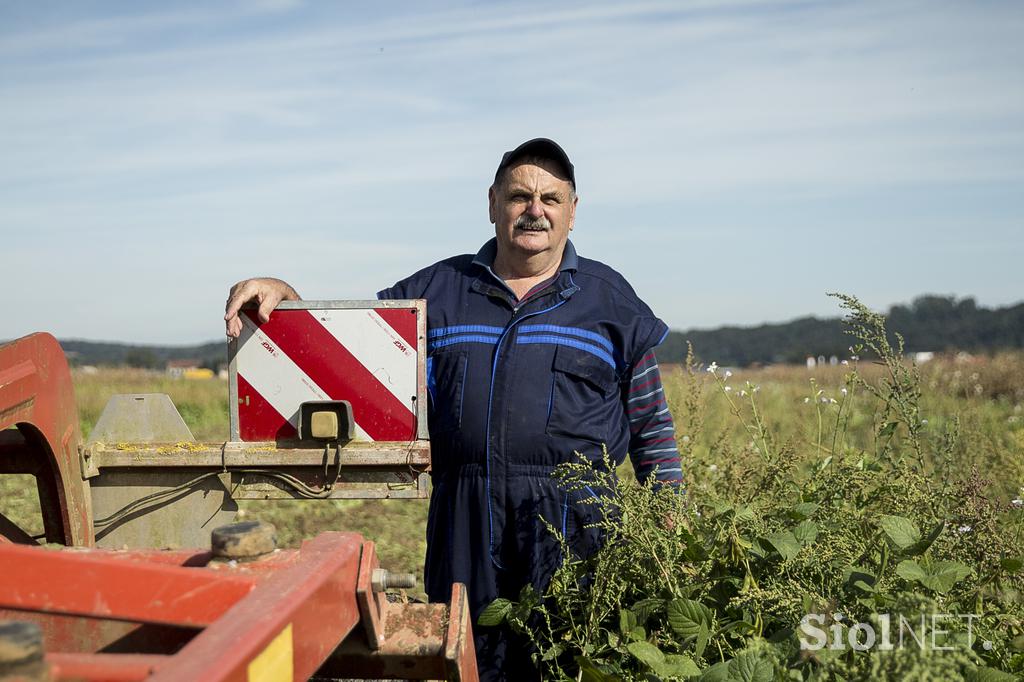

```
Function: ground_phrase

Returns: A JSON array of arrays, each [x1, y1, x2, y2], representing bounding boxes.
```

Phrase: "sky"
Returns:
[[2, 0, 1022, 345]]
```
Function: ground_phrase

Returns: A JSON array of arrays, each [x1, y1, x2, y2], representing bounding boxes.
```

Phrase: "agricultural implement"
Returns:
[[0, 301, 478, 681]]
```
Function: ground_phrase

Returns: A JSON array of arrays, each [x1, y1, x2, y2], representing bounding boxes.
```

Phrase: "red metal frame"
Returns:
[[1, 543, 258, 627], [152, 532, 363, 682], [46, 653, 167, 681], [0, 333, 92, 545], [0, 533, 478, 681]]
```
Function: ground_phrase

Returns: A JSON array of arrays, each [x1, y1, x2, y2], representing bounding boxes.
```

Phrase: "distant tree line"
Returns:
[[658, 296, 1024, 367], [59, 339, 226, 370], [40, 295, 1024, 370]]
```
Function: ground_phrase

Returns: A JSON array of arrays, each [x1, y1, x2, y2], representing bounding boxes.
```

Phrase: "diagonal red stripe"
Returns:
[[628, 377, 659, 394], [247, 309, 415, 441], [237, 373, 297, 441], [375, 307, 419, 349]]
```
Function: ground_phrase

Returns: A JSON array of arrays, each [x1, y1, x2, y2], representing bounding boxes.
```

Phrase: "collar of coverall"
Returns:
[[471, 237, 579, 274]]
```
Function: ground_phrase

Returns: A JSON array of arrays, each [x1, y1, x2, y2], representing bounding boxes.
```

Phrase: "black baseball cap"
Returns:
[[493, 138, 575, 189]]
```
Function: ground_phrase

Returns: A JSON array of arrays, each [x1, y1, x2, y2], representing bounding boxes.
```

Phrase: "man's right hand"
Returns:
[[224, 278, 301, 338]]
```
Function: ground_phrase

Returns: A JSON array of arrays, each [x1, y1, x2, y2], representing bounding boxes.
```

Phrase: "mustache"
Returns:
[[514, 215, 551, 230]]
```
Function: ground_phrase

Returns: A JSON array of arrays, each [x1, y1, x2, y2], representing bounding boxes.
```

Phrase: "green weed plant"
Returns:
[[481, 295, 1024, 681]]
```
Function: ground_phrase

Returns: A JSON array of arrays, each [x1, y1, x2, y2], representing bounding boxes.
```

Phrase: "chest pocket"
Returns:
[[545, 344, 619, 445], [426, 348, 467, 435]]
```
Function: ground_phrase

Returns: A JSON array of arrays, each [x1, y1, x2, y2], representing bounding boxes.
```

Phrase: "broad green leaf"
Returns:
[[541, 642, 564, 661], [852, 579, 876, 593], [879, 515, 921, 550], [516, 582, 540, 610], [793, 520, 818, 544], [667, 598, 714, 638], [698, 661, 731, 682], [712, 502, 733, 516], [626, 640, 665, 669], [576, 656, 621, 682], [920, 561, 971, 593], [789, 502, 819, 520], [727, 651, 774, 682], [477, 598, 511, 626], [715, 620, 756, 637], [1000, 556, 1024, 574], [843, 565, 877, 592], [965, 667, 1016, 682], [896, 559, 927, 582], [897, 559, 971, 593], [678, 526, 711, 562], [619, 608, 637, 636], [734, 505, 756, 523], [878, 421, 899, 439], [764, 530, 801, 561], [906, 520, 945, 556], [695, 620, 709, 659], [659, 654, 701, 679], [630, 597, 664, 625]]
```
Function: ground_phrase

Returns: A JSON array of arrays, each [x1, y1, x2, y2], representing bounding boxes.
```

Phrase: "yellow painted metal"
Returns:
[[247, 623, 293, 682]]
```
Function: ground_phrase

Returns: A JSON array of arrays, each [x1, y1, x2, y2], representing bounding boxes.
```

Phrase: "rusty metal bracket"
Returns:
[[355, 540, 388, 650], [78, 445, 99, 480], [443, 583, 479, 681], [323, 582, 479, 680]]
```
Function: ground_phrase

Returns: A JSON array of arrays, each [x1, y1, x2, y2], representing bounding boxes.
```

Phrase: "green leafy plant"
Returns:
[[481, 294, 1024, 680]]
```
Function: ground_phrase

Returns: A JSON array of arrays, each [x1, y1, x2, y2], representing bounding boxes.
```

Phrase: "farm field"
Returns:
[[2, 317, 1022, 678]]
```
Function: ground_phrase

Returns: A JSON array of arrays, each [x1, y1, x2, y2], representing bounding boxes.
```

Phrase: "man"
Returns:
[[225, 139, 682, 679]]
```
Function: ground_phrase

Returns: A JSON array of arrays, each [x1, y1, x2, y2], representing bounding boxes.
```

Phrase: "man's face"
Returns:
[[488, 159, 577, 263]]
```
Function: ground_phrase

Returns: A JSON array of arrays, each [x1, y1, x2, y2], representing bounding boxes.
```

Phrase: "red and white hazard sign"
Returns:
[[228, 301, 426, 443]]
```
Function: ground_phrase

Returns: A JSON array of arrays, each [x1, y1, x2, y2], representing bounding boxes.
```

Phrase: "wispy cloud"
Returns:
[[2, 0, 1021, 341], [242, 0, 305, 14]]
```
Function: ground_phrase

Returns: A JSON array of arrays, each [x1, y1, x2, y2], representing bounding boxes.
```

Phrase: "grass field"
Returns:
[[667, 351, 1024, 503], [3, 352, 1020, 585], [3, 340, 1023, 676], [5, 290, 1023, 678]]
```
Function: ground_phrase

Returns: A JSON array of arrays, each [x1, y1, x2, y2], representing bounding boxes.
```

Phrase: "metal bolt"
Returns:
[[0, 621, 47, 681], [211, 521, 277, 560], [371, 568, 417, 592]]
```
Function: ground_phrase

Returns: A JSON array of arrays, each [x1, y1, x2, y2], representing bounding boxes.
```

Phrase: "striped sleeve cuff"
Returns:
[[626, 351, 683, 486]]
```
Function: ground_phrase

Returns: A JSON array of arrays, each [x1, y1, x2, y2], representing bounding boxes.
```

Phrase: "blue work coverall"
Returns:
[[379, 238, 678, 679]]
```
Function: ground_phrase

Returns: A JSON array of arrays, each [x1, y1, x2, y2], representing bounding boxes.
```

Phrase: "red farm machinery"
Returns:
[[0, 301, 478, 681]]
